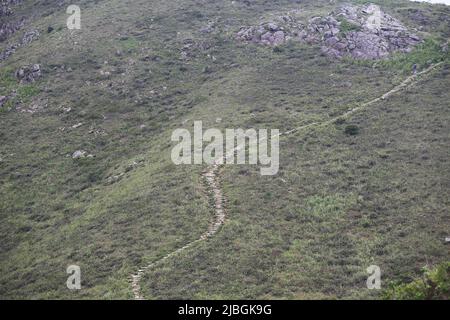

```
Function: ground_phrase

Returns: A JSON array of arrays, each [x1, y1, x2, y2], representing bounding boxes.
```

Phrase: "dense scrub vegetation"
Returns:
[[0, 0, 448, 299]]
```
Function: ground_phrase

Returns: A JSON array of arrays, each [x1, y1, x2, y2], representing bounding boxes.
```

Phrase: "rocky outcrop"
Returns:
[[0, 0, 24, 39], [21, 29, 39, 45], [15, 64, 42, 83], [0, 29, 39, 61], [0, 1, 38, 61], [0, 0, 21, 18], [237, 19, 293, 47], [236, 4, 421, 60], [318, 4, 421, 59], [0, 18, 25, 42], [0, 4, 13, 17]]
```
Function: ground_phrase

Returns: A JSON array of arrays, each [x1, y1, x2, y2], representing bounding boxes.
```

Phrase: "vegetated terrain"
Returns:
[[0, 0, 449, 299]]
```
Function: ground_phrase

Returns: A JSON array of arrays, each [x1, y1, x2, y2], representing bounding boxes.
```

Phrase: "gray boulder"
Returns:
[[15, 64, 42, 83]]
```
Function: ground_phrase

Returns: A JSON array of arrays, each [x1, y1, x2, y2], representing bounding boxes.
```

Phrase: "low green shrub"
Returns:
[[344, 124, 360, 136], [383, 262, 450, 300]]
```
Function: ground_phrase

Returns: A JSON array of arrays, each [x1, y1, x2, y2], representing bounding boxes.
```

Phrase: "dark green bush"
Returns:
[[273, 46, 284, 53], [338, 18, 362, 34], [344, 124, 360, 136]]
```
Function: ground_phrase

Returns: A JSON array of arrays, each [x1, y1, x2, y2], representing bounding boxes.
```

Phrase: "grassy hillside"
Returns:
[[0, 0, 449, 299]]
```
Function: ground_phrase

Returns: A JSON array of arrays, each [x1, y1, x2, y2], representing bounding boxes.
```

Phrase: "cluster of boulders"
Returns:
[[0, 18, 25, 42], [237, 21, 289, 46], [0, 0, 21, 17], [0, 0, 24, 41], [0, 0, 39, 62], [236, 4, 421, 60], [316, 4, 421, 59], [0, 4, 13, 17], [15, 64, 42, 83], [0, 29, 39, 61]]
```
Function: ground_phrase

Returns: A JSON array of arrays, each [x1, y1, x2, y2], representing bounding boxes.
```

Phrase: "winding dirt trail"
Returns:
[[130, 62, 443, 300], [131, 162, 224, 300]]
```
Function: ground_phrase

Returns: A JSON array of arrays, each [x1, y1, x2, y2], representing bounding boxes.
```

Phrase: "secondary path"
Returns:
[[130, 62, 443, 300]]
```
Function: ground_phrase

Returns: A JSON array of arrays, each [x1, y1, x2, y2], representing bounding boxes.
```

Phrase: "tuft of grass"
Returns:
[[119, 37, 140, 52], [338, 18, 363, 35]]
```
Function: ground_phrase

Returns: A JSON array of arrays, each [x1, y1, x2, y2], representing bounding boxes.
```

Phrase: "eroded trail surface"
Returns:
[[131, 63, 443, 300]]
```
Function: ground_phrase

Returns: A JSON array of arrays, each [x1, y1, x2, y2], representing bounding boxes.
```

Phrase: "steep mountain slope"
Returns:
[[0, 0, 449, 299]]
